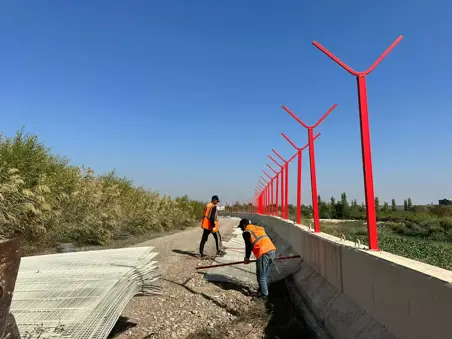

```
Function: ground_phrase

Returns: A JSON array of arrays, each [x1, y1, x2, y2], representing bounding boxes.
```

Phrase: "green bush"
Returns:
[[0, 130, 205, 247], [321, 221, 452, 270]]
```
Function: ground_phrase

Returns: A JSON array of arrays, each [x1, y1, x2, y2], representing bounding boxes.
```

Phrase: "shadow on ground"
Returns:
[[203, 274, 255, 296], [264, 279, 313, 339], [108, 316, 137, 338], [185, 276, 313, 339], [163, 277, 242, 317], [172, 249, 199, 258]]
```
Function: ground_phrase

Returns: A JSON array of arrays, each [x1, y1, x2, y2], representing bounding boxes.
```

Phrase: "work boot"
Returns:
[[216, 250, 226, 257]]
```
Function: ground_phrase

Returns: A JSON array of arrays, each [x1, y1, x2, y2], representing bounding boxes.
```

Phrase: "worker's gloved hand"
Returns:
[[243, 257, 250, 265]]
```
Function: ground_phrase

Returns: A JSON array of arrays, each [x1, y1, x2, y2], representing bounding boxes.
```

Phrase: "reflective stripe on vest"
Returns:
[[245, 229, 269, 247]]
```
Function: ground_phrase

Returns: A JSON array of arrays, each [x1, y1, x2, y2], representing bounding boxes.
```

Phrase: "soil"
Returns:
[[108, 220, 313, 339]]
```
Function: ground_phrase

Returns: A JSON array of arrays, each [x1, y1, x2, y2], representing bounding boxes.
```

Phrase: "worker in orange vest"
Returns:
[[199, 195, 224, 258], [237, 218, 276, 301]]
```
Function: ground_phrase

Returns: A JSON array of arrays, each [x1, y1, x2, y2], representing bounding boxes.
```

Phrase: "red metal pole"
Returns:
[[272, 150, 287, 219], [285, 163, 289, 219], [265, 186, 268, 215], [267, 164, 279, 216], [272, 149, 296, 220], [268, 155, 284, 218], [281, 132, 321, 225], [263, 170, 273, 215], [308, 128, 320, 232], [260, 176, 269, 215], [312, 36, 402, 250], [296, 149, 302, 224], [267, 181, 270, 215], [264, 186, 267, 215], [282, 105, 337, 232], [280, 165, 285, 218], [275, 173, 279, 215], [270, 178, 274, 215]]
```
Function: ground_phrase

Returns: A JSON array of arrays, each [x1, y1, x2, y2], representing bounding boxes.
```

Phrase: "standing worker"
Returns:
[[237, 218, 276, 301], [199, 195, 224, 258]]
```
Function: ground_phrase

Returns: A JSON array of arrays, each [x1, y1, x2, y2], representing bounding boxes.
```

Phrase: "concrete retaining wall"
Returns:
[[231, 213, 452, 339]]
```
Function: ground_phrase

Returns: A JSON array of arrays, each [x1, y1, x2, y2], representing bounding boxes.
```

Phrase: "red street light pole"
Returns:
[[266, 164, 280, 216], [281, 131, 321, 225], [312, 36, 403, 250], [262, 170, 274, 215], [282, 104, 337, 233], [272, 149, 297, 220]]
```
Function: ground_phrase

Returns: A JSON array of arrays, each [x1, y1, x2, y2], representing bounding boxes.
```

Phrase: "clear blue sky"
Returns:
[[1, 0, 451, 205]]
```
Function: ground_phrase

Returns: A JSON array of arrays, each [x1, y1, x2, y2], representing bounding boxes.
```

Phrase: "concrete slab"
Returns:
[[205, 219, 257, 288]]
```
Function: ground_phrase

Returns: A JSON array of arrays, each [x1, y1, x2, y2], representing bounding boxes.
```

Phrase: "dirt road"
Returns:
[[110, 218, 311, 339]]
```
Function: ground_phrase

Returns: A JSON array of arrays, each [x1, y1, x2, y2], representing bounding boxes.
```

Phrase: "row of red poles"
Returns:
[[226, 36, 403, 251]]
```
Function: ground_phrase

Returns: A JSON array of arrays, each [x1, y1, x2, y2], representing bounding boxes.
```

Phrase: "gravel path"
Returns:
[[109, 218, 311, 339]]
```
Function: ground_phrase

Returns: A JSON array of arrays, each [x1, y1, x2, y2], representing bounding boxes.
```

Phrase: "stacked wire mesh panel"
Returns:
[[10, 247, 161, 339]]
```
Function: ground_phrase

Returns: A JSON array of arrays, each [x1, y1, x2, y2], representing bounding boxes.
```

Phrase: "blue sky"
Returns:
[[1, 0, 451, 205]]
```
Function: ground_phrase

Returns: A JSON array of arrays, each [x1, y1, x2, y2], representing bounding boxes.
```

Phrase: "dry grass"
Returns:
[[0, 130, 205, 249]]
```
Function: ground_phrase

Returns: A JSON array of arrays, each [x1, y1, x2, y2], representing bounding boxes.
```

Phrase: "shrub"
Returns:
[[0, 130, 205, 247]]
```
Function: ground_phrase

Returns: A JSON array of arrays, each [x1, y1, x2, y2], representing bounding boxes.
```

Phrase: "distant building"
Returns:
[[438, 199, 452, 206]]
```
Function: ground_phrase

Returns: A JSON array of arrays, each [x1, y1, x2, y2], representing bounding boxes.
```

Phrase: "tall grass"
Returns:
[[0, 130, 205, 248]]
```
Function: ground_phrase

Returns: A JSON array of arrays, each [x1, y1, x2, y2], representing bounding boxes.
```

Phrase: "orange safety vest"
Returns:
[[201, 202, 219, 233], [244, 224, 276, 259]]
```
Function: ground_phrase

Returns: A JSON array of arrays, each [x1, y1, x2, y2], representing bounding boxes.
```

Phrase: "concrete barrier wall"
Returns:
[[231, 213, 452, 339]]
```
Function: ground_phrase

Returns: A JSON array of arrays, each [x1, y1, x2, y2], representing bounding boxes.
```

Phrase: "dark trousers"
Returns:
[[199, 229, 221, 255]]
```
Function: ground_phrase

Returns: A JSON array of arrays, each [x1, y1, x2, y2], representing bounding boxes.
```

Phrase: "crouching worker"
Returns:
[[237, 219, 276, 301]]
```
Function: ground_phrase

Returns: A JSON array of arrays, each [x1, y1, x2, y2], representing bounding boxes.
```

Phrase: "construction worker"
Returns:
[[199, 195, 224, 257], [237, 218, 276, 301]]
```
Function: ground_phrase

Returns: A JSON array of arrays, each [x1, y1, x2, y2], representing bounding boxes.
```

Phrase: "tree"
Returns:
[[404, 199, 408, 211], [340, 192, 350, 219], [407, 197, 413, 211], [391, 198, 396, 212], [330, 197, 336, 206], [329, 197, 337, 218], [382, 202, 389, 212], [375, 197, 380, 212]]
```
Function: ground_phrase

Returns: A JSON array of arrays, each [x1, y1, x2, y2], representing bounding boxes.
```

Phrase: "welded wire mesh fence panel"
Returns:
[[10, 247, 161, 339]]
